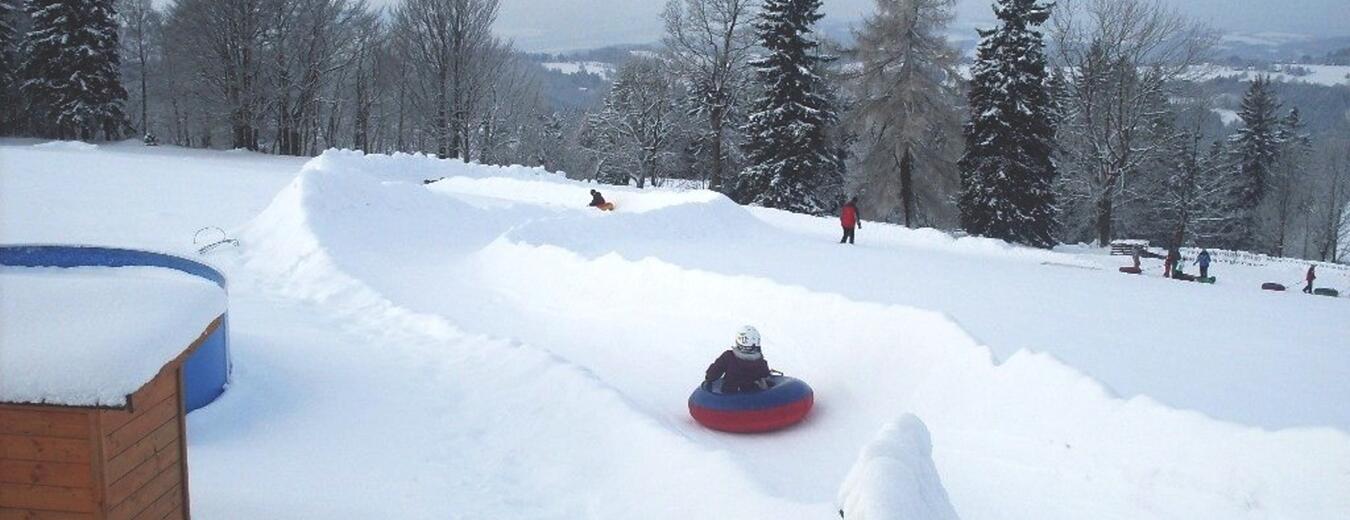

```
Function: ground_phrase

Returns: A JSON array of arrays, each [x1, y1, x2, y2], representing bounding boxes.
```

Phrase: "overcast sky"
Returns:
[[468, 0, 1348, 53]]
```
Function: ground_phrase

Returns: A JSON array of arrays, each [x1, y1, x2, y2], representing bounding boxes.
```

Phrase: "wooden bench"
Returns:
[[1109, 240, 1149, 256]]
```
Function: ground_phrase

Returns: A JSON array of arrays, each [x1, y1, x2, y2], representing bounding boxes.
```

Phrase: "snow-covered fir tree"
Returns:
[[0, 1, 15, 83], [1265, 107, 1311, 256], [20, 0, 128, 140], [1227, 75, 1282, 250], [734, 0, 842, 215], [0, 0, 20, 131], [957, 0, 1058, 247]]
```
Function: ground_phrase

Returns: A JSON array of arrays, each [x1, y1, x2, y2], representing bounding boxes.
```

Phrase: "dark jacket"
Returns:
[[1195, 251, 1211, 267], [589, 190, 606, 207], [1307, 265, 1317, 282], [704, 350, 771, 394]]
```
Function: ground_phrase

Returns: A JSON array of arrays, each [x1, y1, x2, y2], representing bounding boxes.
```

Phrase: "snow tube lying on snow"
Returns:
[[1118, 266, 1142, 274], [689, 376, 813, 433], [1262, 282, 1286, 291], [1197, 276, 1216, 284], [1313, 288, 1339, 297]]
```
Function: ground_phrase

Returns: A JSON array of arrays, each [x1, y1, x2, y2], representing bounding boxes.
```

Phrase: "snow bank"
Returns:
[[31, 140, 99, 151], [0, 266, 224, 406], [837, 415, 960, 520]]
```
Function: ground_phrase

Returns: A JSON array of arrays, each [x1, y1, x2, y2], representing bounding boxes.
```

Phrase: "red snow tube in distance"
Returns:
[[1262, 282, 1286, 291], [1119, 266, 1142, 274], [689, 376, 813, 433]]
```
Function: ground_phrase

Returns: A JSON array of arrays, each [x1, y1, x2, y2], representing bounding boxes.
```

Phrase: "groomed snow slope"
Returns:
[[233, 150, 1349, 518], [4, 142, 1348, 518]]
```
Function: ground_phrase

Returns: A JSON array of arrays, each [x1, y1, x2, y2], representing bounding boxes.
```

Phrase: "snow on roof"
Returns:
[[0, 266, 226, 407]]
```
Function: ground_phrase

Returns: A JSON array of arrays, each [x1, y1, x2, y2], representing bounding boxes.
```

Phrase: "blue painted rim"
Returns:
[[689, 376, 813, 411], [1, 244, 232, 412], [0, 245, 226, 288]]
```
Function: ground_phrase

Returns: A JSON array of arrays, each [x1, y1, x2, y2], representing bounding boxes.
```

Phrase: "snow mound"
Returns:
[[504, 192, 773, 256], [837, 414, 960, 520], [32, 140, 99, 151]]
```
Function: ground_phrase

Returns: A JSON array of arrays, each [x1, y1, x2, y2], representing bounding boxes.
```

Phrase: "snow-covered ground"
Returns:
[[541, 61, 615, 80], [2, 140, 1348, 518]]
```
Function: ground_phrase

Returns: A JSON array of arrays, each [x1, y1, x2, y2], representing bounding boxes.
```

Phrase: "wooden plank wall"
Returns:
[[98, 368, 188, 520], [0, 406, 98, 519]]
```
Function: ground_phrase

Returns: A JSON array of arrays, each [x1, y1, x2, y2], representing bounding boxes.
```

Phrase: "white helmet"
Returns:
[[733, 325, 762, 360]]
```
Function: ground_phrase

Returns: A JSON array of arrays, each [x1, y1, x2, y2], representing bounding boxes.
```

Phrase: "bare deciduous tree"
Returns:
[[1052, 0, 1217, 245], [661, 0, 757, 192], [392, 0, 499, 160]]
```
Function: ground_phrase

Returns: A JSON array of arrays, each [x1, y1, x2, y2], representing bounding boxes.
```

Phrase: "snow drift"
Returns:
[[837, 414, 960, 520]]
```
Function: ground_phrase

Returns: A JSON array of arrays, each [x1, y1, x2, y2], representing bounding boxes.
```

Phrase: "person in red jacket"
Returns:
[[704, 326, 772, 394], [840, 197, 862, 244], [1304, 264, 1317, 294]]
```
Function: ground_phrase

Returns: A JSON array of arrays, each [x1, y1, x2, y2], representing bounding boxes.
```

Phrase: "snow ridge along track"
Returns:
[[240, 150, 1350, 519]]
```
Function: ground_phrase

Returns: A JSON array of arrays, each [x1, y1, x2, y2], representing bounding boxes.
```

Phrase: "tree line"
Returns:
[[0, 0, 1345, 261]]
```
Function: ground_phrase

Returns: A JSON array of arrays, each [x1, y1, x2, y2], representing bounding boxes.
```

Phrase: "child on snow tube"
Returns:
[[703, 325, 772, 393]]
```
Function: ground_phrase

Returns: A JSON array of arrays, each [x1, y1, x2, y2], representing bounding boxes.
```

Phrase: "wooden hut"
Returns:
[[1, 316, 222, 519]]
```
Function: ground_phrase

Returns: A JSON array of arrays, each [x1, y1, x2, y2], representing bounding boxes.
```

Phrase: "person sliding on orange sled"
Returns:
[[589, 189, 615, 211]]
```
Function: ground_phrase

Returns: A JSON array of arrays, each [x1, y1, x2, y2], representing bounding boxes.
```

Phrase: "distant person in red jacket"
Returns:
[[840, 197, 861, 244], [704, 326, 772, 394], [1164, 247, 1179, 278], [1304, 264, 1317, 294]]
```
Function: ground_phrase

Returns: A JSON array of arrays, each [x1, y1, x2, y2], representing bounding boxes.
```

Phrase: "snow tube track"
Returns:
[[240, 150, 1350, 519]]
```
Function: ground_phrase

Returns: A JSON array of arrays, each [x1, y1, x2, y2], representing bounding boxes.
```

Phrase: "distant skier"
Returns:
[[589, 189, 614, 211], [1304, 264, 1317, 294], [840, 197, 861, 244], [703, 326, 772, 394], [1194, 249, 1212, 279]]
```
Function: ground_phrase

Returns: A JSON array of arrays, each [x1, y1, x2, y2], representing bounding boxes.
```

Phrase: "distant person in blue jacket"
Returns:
[[1194, 249, 1212, 279]]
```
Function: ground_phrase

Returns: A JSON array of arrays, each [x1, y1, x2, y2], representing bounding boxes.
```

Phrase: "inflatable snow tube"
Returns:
[[1313, 288, 1339, 297], [1197, 276, 1216, 284], [1118, 266, 1142, 274], [1262, 282, 1286, 291], [689, 376, 813, 433]]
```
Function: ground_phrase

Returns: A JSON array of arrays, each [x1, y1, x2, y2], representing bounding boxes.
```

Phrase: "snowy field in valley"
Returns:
[[1196, 64, 1350, 86], [2, 140, 1348, 519]]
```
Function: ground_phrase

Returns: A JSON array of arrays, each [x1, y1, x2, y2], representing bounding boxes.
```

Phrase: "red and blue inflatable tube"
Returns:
[[688, 376, 813, 433]]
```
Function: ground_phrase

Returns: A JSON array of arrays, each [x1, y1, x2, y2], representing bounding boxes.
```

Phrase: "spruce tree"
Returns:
[[957, 0, 1058, 247], [0, 0, 17, 132], [1228, 75, 1281, 250], [20, 0, 128, 140], [735, 0, 841, 215]]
